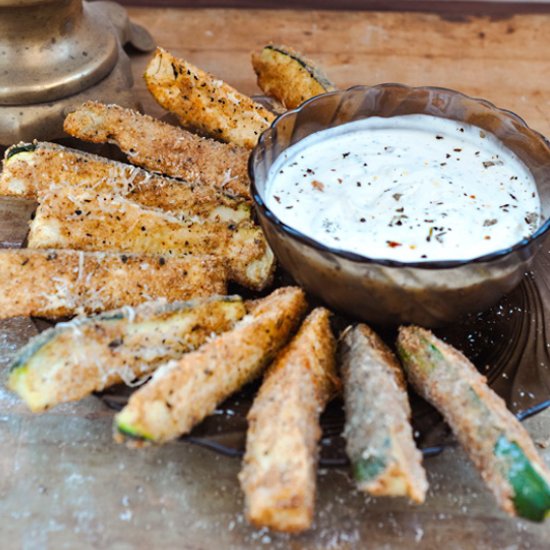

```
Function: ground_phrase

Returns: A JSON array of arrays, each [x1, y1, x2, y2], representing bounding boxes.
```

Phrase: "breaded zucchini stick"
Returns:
[[239, 308, 338, 533], [114, 287, 307, 445], [252, 44, 337, 109], [0, 249, 226, 319], [339, 324, 427, 503], [27, 187, 274, 291], [145, 48, 275, 149], [397, 326, 550, 521], [7, 296, 246, 412], [1, 142, 249, 224], [63, 102, 251, 199]]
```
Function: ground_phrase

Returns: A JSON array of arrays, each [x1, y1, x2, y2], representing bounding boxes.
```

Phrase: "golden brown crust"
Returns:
[[1, 142, 248, 221], [27, 186, 275, 291], [239, 308, 337, 533], [251, 44, 336, 109], [144, 48, 275, 149], [63, 102, 251, 199], [114, 287, 307, 444], [8, 296, 246, 412], [0, 248, 226, 319]]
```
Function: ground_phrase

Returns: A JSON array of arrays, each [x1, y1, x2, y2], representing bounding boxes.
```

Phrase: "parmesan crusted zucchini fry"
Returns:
[[239, 308, 338, 533], [252, 44, 336, 109], [27, 187, 274, 291], [7, 296, 246, 413], [397, 326, 550, 522], [144, 48, 275, 149], [1, 142, 249, 224], [0, 249, 226, 319], [114, 287, 307, 445], [63, 102, 251, 199], [339, 324, 427, 503]]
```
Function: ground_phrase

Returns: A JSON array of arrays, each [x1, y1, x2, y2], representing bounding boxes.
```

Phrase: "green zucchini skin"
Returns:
[[353, 453, 388, 484], [339, 324, 427, 503], [5, 142, 37, 160], [7, 296, 246, 412], [252, 44, 337, 110], [397, 326, 550, 521], [263, 45, 336, 93], [494, 436, 550, 522]]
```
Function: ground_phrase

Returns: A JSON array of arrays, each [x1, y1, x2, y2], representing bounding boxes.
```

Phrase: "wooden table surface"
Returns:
[[1, 8, 550, 549]]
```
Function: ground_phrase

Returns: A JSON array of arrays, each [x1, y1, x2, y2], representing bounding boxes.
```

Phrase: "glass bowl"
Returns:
[[249, 85, 550, 327]]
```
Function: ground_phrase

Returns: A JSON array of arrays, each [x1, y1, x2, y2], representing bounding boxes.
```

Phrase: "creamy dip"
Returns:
[[265, 114, 541, 262]]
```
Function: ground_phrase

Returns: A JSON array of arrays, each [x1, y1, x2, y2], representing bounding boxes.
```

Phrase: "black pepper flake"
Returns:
[[435, 135, 444, 140], [483, 161, 496, 168], [158, 257, 166, 266], [360, 218, 366, 223], [435, 231, 447, 243], [509, 193, 518, 201], [108, 338, 123, 349], [274, 195, 281, 203], [396, 207, 405, 213], [74, 209, 82, 216], [392, 193, 403, 201], [483, 219, 498, 227], [421, 254, 428, 259], [453, 148, 462, 152], [342, 152, 350, 159]]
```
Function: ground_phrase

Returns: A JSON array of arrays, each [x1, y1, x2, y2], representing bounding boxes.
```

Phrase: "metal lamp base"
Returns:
[[0, 1, 155, 145]]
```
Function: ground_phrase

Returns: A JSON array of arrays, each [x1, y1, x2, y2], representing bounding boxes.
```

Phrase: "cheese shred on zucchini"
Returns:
[[63, 102, 251, 199], [114, 287, 307, 445], [0, 249, 226, 319], [27, 186, 274, 291], [8, 296, 246, 412]]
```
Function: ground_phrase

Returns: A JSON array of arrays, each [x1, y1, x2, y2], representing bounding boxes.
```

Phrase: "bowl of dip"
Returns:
[[250, 84, 550, 327]]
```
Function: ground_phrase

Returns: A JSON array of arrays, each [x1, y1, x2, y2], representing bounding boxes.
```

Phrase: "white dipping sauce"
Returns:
[[265, 114, 541, 262]]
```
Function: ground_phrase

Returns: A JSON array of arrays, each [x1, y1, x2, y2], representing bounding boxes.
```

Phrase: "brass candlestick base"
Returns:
[[0, 0, 155, 145]]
